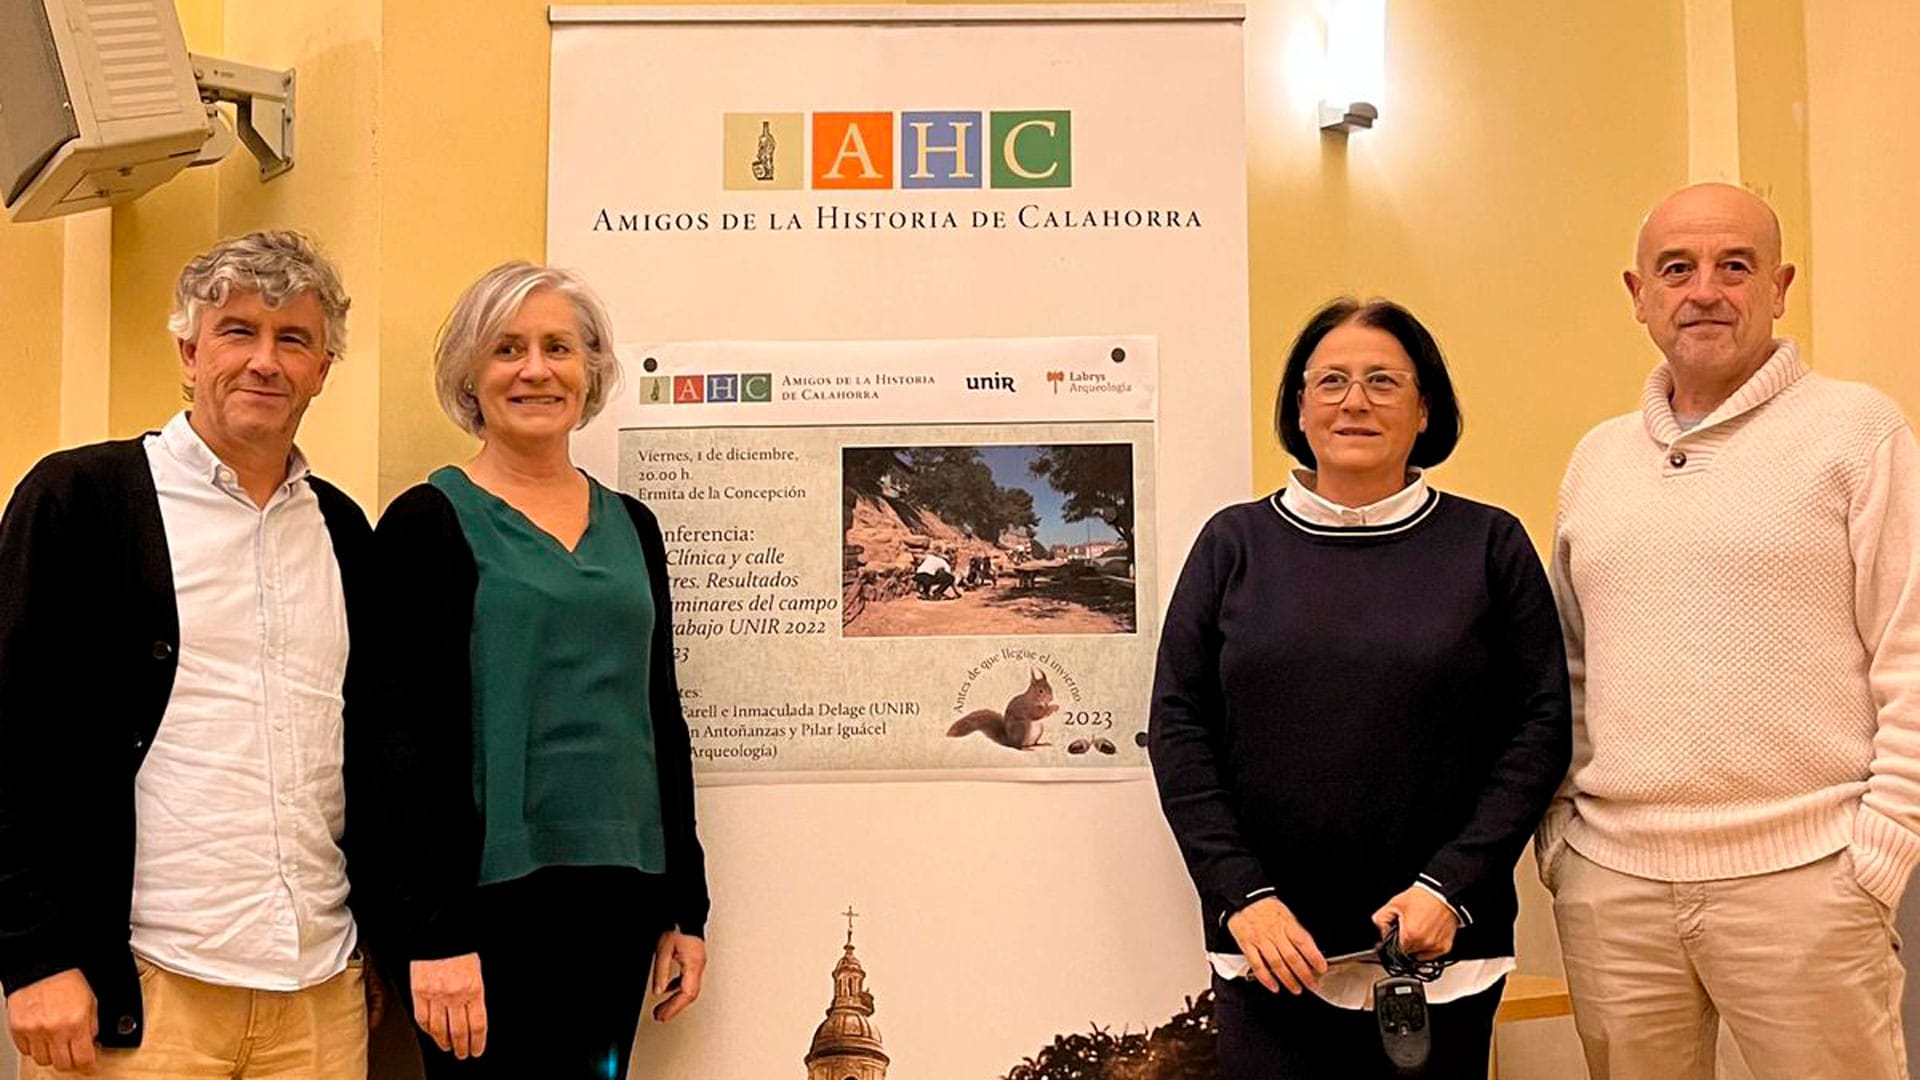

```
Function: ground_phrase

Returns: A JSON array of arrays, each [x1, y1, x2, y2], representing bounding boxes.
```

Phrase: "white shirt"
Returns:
[[1279, 468, 1433, 528], [131, 413, 356, 990], [917, 553, 952, 576], [1207, 469, 1514, 1008]]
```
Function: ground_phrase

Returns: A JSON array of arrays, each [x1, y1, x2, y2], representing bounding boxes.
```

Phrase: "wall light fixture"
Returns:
[[1320, 0, 1385, 133]]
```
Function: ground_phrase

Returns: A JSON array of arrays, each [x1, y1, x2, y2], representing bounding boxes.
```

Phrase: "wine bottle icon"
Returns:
[[751, 120, 777, 182]]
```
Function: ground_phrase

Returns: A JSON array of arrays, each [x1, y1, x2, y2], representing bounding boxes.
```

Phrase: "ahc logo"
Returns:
[[723, 111, 1072, 191], [638, 373, 774, 404]]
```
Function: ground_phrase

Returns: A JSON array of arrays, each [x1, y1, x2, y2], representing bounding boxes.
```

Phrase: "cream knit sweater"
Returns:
[[1538, 340, 1920, 908]]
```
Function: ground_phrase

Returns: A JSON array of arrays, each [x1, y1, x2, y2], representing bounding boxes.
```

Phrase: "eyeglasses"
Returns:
[[1303, 369, 1419, 405]]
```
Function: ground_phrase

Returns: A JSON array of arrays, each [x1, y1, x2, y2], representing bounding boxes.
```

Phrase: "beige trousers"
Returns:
[[23, 956, 366, 1080], [1551, 847, 1906, 1080]]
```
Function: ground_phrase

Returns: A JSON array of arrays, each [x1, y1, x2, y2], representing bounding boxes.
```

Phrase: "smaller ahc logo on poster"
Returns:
[[639, 373, 774, 404], [723, 111, 1072, 191]]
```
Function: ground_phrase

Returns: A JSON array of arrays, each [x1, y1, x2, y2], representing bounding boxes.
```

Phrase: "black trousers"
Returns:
[[1212, 974, 1504, 1080], [415, 866, 672, 1080]]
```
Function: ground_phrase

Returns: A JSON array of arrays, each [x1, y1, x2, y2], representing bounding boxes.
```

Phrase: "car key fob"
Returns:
[[1374, 975, 1431, 1076]]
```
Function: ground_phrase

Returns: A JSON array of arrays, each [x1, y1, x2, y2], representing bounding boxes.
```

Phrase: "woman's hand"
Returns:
[[410, 953, 487, 1059], [650, 930, 707, 1023], [1226, 896, 1327, 995], [1371, 886, 1460, 960]]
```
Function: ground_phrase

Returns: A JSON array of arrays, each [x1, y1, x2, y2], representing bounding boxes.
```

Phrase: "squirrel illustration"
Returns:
[[947, 667, 1057, 750]]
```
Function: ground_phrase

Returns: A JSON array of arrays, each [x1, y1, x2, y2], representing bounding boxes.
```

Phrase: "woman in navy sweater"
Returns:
[[1149, 298, 1571, 1078]]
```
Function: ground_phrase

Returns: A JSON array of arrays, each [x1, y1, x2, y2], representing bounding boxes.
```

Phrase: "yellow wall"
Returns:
[[58, 210, 112, 446], [107, 0, 222, 440], [0, 220, 65, 496], [1803, 0, 1920, 418], [1730, 0, 1814, 349], [1248, 1, 1689, 537], [214, 0, 384, 507], [373, 0, 555, 503], [13, 0, 1885, 517], [1, 3, 1852, 1078], [2, 5, 1910, 1078], [381, 0, 1699, 533], [109, 173, 219, 438], [371, 0, 909, 504], [6, 0, 1701, 528], [95, 0, 387, 508]]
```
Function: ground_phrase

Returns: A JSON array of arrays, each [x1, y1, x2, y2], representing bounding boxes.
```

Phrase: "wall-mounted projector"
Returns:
[[0, 0, 296, 223]]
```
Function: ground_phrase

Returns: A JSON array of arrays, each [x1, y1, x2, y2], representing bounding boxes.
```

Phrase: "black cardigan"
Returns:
[[365, 482, 709, 962], [1148, 492, 1571, 960], [0, 438, 373, 1048]]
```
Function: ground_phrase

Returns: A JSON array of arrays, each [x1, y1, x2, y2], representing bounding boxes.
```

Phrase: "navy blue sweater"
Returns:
[[1148, 490, 1570, 960]]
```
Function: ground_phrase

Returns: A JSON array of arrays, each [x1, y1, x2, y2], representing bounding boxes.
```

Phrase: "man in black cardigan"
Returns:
[[0, 231, 375, 1078]]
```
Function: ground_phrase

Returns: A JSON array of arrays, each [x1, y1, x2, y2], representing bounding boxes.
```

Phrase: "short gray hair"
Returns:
[[432, 261, 621, 438], [168, 230, 351, 355]]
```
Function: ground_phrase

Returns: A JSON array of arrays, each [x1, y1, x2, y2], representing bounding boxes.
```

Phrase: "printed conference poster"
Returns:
[[605, 336, 1159, 783]]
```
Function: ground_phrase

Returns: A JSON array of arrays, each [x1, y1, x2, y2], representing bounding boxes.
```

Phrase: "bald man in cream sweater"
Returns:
[[1540, 183, 1920, 1080]]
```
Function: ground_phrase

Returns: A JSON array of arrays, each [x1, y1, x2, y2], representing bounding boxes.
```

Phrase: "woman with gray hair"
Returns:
[[366, 262, 709, 1078]]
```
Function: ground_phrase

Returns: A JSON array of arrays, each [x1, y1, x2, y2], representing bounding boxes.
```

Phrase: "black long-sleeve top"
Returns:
[[0, 439, 374, 1047], [364, 483, 709, 962], [1148, 490, 1571, 960]]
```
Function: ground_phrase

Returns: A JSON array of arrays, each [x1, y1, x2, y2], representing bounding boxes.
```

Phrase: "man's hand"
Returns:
[[410, 954, 486, 1059], [6, 968, 98, 1073], [1371, 885, 1461, 960], [1225, 897, 1327, 995], [649, 931, 707, 1023]]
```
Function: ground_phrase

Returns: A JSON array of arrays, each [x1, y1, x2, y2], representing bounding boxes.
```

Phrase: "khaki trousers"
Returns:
[[23, 956, 366, 1080], [1551, 847, 1906, 1080]]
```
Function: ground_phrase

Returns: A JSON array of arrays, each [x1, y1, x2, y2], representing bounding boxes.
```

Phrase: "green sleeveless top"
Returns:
[[428, 466, 667, 884]]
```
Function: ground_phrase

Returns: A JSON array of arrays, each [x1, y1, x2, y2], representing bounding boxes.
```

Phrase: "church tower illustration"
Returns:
[[806, 907, 890, 1080]]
